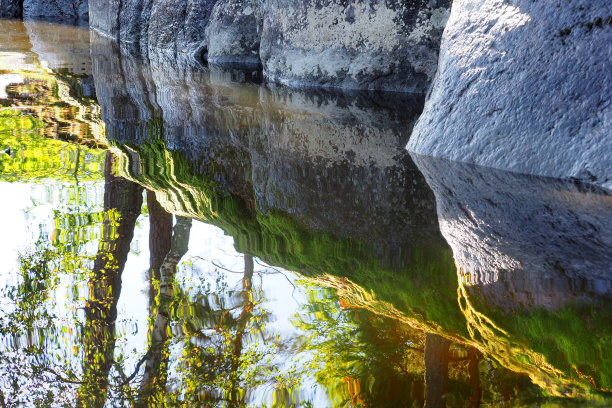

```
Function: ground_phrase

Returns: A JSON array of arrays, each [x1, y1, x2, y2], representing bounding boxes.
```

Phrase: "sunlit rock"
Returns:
[[260, 0, 450, 92], [408, 0, 612, 188]]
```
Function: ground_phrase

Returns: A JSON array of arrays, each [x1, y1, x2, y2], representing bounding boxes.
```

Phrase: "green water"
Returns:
[[0, 19, 611, 408]]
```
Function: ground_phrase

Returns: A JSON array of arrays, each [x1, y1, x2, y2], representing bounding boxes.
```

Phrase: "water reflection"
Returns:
[[413, 154, 612, 397], [0, 19, 611, 407]]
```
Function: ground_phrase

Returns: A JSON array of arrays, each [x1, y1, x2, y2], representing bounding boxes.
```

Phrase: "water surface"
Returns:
[[0, 19, 611, 408]]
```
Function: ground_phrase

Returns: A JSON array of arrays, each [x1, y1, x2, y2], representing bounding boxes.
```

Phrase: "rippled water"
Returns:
[[0, 19, 611, 408]]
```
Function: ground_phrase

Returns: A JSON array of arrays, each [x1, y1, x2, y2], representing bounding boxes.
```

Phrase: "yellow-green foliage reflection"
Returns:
[[110, 139, 612, 404], [0, 113, 105, 182]]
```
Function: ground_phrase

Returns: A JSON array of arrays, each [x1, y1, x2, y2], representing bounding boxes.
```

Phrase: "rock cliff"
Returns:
[[407, 0, 612, 188], [260, 0, 450, 92], [22, 0, 89, 25], [88, 0, 450, 92]]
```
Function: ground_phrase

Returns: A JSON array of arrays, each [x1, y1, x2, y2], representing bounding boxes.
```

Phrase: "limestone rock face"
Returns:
[[23, 0, 89, 25], [204, 0, 263, 67], [260, 0, 450, 92], [407, 0, 612, 188], [0, 0, 21, 18]]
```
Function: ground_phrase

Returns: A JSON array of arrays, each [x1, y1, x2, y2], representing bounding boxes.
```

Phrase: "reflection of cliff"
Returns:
[[0, 20, 103, 148], [91, 32, 442, 255], [414, 154, 612, 395], [89, 33, 612, 401]]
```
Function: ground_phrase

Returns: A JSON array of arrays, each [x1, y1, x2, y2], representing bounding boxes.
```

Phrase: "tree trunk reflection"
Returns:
[[137, 216, 192, 406], [77, 152, 143, 407], [424, 333, 451, 408]]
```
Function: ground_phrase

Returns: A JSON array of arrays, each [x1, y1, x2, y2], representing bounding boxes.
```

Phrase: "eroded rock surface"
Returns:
[[408, 0, 612, 188], [261, 0, 450, 92], [89, 0, 217, 59], [204, 0, 262, 67], [0, 0, 21, 18], [88, 0, 449, 92], [23, 0, 89, 25]]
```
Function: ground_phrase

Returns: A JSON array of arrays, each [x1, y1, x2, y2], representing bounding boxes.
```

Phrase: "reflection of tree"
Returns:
[[137, 215, 192, 406], [293, 284, 516, 408], [77, 152, 143, 407], [293, 285, 426, 408], [424, 333, 450, 408], [175, 254, 282, 407]]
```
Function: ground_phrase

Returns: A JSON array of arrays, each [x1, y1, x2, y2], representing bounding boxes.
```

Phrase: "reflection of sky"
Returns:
[[0, 74, 24, 99], [0, 177, 331, 406]]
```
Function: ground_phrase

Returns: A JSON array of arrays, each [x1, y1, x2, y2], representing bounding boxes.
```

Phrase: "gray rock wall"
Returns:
[[23, 0, 89, 25], [88, 0, 450, 92], [407, 0, 612, 188], [0, 0, 21, 18], [260, 0, 450, 92], [204, 0, 262, 67], [89, 0, 217, 58]]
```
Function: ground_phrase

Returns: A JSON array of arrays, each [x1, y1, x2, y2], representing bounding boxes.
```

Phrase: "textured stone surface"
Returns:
[[89, 0, 217, 58], [260, 0, 450, 92], [0, 0, 21, 18], [89, 0, 450, 92], [204, 0, 262, 67], [23, 0, 89, 25], [413, 154, 612, 310], [408, 0, 612, 188]]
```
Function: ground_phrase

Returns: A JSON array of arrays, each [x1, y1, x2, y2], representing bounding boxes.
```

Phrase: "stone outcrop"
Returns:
[[88, 0, 450, 92], [204, 0, 262, 67], [407, 0, 612, 188], [0, 0, 21, 18], [89, 0, 217, 58], [260, 0, 450, 92], [0, 0, 88, 25], [23, 0, 89, 25]]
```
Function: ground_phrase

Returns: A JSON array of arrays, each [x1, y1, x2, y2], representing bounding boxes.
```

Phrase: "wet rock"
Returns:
[[23, 0, 89, 25], [204, 0, 263, 68], [408, 0, 612, 188], [0, 0, 21, 18], [260, 0, 450, 92]]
